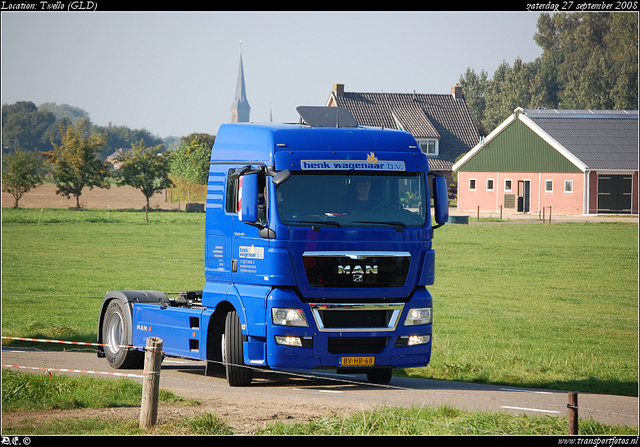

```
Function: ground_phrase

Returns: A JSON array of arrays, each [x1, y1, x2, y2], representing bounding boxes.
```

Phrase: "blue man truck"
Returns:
[[97, 106, 449, 386]]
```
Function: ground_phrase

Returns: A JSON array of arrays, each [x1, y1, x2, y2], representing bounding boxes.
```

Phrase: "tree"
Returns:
[[97, 123, 165, 161], [115, 141, 173, 223], [607, 13, 639, 109], [170, 133, 214, 185], [480, 58, 539, 131], [38, 102, 90, 124], [460, 12, 638, 134], [2, 148, 48, 208], [534, 12, 637, 110], [459, 68, 489, 136], [44, 119, 111, 208], [1, 101, 58, 153]]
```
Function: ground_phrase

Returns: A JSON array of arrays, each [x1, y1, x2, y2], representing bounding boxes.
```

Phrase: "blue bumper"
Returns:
[[261, 288, 432, 371]]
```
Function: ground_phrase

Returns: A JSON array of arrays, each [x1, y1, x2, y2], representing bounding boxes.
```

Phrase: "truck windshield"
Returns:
[[276, 172, 428, 228]]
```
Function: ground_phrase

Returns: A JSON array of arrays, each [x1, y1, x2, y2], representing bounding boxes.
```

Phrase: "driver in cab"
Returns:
[[341, 179, 380, 215]]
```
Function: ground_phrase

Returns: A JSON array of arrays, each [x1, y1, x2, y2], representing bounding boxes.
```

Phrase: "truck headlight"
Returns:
[[275, 336, 303, 347], [274, 335, 313, 348], [404, 307, 432, 326], [395, 334, 431, 347], [272, 308, 308, 327]]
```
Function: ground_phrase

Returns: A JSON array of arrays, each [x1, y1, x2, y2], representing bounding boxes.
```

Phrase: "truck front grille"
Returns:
[[303, 251, 410, 288], [310, 303, 404, 332], [327, 337, 390, 354]]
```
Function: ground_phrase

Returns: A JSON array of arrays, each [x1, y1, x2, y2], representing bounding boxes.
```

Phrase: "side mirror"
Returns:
[[271, 169, 291, 186], [238, 173, 259, 223], [432, 175, 449, 229]]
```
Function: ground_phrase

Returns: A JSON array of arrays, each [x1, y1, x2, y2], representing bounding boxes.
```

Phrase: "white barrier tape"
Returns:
[[2, 335, 132, 349], [2, 364, 145, 378], [2, 336, 159, 353]]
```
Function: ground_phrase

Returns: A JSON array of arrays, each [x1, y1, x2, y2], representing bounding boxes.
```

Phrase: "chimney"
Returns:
[[451, 84, 463, 100], [333, 83, 345, 97]]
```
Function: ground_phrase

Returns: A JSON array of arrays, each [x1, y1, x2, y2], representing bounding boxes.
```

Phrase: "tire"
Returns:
[[101, 299, 144, 369], [366, 368, 393, 385], [222, 310, 252, 386]]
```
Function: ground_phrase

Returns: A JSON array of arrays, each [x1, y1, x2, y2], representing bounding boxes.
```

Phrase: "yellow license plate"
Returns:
[[340, 356, 375, 367]]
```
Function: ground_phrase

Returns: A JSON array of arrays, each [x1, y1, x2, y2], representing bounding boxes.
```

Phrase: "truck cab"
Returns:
[[98, 107, 448, 386]]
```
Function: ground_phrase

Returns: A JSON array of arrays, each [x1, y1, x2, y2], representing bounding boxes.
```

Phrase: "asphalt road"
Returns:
[[2, 347, 637, 429]]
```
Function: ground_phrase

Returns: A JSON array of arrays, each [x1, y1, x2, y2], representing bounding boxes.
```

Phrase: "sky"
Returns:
[[1, 11, 545, 139]]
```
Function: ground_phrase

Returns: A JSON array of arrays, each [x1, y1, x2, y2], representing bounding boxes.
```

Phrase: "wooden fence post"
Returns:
[[140, 337, 163, 430], [568, 391, 579, 435]]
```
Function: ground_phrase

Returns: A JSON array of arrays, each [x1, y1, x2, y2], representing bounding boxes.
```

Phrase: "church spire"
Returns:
[[230, 42, 250, 123]]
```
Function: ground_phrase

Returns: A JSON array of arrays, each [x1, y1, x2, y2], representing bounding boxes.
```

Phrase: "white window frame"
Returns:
[[504, 179, 512, 192], [545, 180, 554, 192], [469, 178, 476, 190], [417, 139, 439, 156], [486, 178, 494, 191], [564, 180, 573, 193]]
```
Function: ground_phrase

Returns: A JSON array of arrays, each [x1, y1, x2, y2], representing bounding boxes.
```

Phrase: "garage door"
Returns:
[[597, 175, 633, 214]]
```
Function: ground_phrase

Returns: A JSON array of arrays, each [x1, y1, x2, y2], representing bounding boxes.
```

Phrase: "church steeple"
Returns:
[[230, 43, 250, 123]]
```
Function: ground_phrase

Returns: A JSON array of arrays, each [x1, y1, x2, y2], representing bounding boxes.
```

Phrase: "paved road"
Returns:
[[2, 348, 637, 429]]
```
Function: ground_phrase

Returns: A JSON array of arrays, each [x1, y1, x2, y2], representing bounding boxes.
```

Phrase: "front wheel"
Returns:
[[222, 310, 252, 386], [101, 300, 144, 369]]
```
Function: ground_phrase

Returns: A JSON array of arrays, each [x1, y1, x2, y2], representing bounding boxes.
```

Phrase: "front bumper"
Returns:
[[262, 287, 433, 371]]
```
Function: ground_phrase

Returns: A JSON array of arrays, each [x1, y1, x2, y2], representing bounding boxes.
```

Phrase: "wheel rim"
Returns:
[[105, 312, 124, 355], [221, 333, 227, 365]]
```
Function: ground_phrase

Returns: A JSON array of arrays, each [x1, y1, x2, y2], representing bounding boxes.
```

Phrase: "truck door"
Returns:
[[231, 171, 270, 283], [205, 167, 233, 282]]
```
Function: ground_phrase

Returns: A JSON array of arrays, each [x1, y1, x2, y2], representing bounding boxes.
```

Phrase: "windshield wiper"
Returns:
[[353, 221, 406, 232], [285, 220, 342, 228], [354, 221, 406, 227]]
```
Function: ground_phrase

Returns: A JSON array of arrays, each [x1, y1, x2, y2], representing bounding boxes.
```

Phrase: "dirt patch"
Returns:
[[2, 184, 198, 210], [1, 398, 341, 435]]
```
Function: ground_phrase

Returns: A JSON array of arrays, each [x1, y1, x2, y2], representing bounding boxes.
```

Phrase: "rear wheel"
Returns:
[[101, 300, 144, 369], [222, 310, 253, 386]]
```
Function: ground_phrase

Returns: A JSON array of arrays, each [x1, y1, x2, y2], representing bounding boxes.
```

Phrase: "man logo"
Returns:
[[338, 265, 378, 282]]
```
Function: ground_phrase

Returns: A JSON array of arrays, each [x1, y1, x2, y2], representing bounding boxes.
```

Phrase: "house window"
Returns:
[[469, 179, 476, 190], [545, 180, 553, 192], [486, 179, 494, 191], [504, 179, 512, 192], [417, 139, 439, 156], [564, 180, 573, 193]]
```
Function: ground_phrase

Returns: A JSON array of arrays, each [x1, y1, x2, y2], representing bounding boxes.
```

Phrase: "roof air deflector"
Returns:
[[297, 106, 358, 128]]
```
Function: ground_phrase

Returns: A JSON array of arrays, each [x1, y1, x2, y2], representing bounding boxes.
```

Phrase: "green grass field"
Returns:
[[2, 208, 638, 397], [2, 369, 636, 435], [412, 222, 638, 397]]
